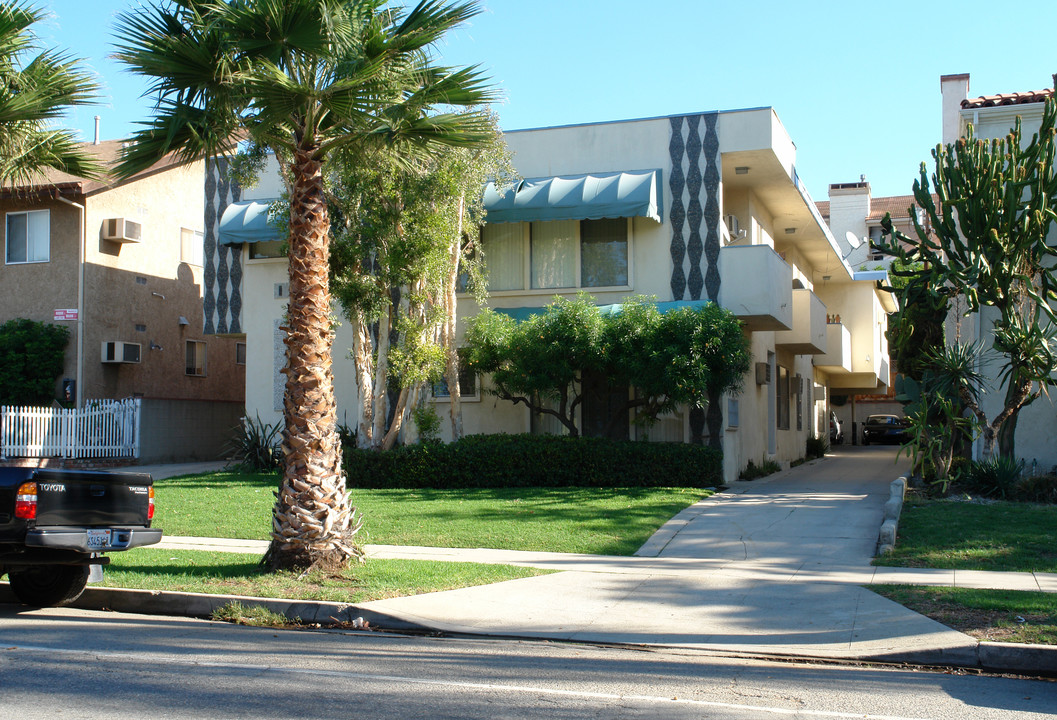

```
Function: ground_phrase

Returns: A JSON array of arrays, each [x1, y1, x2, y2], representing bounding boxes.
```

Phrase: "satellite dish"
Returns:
[[845, 231, 863, 249]]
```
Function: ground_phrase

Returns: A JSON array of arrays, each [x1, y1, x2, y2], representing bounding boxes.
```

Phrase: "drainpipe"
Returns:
[[55, 194, 85, 409]]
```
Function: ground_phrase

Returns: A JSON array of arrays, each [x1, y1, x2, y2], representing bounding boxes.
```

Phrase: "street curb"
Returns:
[[0, 584, 430, 633], [876, 476, 906, 555], [4, 583, 1054, 675]]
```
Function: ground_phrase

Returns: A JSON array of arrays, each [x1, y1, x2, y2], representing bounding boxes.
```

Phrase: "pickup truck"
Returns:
[[0, 467, 162, 607]]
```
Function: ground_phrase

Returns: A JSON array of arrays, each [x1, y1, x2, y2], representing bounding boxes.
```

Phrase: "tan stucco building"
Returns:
[[0, 141, 244, 461]]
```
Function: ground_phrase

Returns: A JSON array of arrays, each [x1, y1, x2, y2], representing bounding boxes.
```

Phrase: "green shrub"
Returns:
[[0, 318, 69, 406], [961, 455, 1024, 499], [1015, 474, 1057, 504], [739, 458, 781, 481], [805, 434, 828, 459], [227, 414, 282, 472], [343, 433, 722, 489]]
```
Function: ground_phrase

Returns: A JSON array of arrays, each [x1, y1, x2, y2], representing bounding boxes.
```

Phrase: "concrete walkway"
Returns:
[[149, 447, 1055, 667]]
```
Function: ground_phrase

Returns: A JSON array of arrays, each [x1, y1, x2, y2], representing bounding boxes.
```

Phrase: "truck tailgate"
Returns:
[[32, 469, 152, 526]]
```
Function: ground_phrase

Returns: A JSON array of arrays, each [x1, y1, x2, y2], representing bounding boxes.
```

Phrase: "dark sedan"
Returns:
[[861, 414, 909, 445]]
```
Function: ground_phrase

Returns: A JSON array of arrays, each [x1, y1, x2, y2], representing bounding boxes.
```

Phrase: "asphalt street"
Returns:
[[0, 605, 1053, 720]]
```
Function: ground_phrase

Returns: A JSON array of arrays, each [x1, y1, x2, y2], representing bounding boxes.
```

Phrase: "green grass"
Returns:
[[99, 548, 549, 603], [153, 471, 711, 556], [872, 585, 1057, 645], [873, 496, 1057, 573]]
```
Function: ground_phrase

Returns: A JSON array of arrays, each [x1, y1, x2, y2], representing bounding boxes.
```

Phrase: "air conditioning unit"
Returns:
[[755, 361, 771, 385], [101, 341, 141, 364], [723, 214, 746, 242], [102, 218, 143, 243]]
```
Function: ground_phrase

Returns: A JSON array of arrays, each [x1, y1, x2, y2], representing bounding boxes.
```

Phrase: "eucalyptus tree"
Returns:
[[878, 99, 1057, 458], [113, 0, 496, 571], [0, 1, 100, 184]]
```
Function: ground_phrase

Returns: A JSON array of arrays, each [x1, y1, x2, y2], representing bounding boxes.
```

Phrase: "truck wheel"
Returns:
[[8, 565, 90, 607]]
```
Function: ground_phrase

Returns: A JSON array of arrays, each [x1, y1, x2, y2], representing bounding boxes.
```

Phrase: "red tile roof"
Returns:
[[962, 89, 1054, 109], [815, 194, 925, 222]]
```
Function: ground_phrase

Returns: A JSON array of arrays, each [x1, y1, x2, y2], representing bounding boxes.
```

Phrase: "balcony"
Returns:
[[775, 288, 826, 354], [717, 245, 792, 331], [814, 322, 851, 372]]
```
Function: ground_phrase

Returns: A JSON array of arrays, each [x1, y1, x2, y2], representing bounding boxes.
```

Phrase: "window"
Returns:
[[6, 210, 49, 264], [236, 342, 247, 365], [432, 351, 478, 400], [868, 226, 884, 261], [777, 365, 790, 430], [181, 228, 204, 266], [185, 340, 207, 376], [481, 218, 629, 292]]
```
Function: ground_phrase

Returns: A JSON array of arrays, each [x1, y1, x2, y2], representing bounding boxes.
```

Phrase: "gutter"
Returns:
[[54, 194, 86, 409]]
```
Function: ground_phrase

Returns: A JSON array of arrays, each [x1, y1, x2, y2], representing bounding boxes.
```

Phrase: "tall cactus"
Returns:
[[877, 98, 1057, 459]]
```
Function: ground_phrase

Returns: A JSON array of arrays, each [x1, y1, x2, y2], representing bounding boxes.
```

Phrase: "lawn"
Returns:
[[872, 496, 1057, 573], [871, 585, 1057, 645], [869, 495, 1057, 645], [153, 471, 712, 556], [99, 548, 549, 603]]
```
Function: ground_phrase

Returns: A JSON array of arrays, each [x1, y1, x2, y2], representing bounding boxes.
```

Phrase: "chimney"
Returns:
[[940, 74, 970, 146], [93, 116, 100, 145]]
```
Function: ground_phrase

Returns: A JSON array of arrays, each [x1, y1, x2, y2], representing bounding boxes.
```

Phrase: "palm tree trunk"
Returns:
[[268, 145, 360, 571]]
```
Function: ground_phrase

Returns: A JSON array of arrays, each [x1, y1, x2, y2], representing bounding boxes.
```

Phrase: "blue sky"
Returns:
[[43, 0, 1057, 202]]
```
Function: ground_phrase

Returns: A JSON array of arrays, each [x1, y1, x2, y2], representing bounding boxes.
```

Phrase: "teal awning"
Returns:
[[218, 200, 280, 246], [483, 169, 663, 224]]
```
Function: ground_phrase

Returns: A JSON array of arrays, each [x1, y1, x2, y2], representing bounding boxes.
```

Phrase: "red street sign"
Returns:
[[53, 309, 78, 321]]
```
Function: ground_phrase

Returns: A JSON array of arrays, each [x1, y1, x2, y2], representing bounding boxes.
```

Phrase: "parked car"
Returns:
[[0, 468, 161, 607], [829, 412, 843, 445], [861, 414, 909, 445]]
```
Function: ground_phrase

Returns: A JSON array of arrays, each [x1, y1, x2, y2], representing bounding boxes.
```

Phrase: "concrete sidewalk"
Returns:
[[142, 447, 1056, 672]]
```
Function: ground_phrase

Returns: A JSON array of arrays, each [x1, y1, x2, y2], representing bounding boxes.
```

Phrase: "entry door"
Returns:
[[581, 371, 629, 440]]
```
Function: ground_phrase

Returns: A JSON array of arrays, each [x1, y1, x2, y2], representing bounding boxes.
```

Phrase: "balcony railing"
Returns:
[[717, 245, 792, 331], [775, 288, 827, 354]]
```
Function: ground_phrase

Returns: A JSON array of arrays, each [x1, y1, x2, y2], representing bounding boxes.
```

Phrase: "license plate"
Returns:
[[86, 529, 111, 549]]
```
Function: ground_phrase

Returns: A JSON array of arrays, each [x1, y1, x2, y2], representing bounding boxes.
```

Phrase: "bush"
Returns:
[[805, 434, 828, 460], [960, 455, 1024, 499], [739, 458, 781, 481], [0, 318, 69, 406], [227, 414, 282, 472], [1014, 474, 1057, 504], [343, 433, 722, 489]]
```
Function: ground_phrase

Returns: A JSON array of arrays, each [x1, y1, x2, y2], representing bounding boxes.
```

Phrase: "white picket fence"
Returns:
[[1, 398, 141, 459]]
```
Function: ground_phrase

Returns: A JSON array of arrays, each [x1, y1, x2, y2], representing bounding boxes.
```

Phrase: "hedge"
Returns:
[[343, 433, 723, 489]]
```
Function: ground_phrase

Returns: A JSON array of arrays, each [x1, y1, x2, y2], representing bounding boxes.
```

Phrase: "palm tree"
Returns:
[[113, 0, 496, 571], [0, 1, 100, 185]]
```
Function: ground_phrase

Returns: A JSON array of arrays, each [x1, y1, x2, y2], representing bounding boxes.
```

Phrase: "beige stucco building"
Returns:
[[938, 73, 1057, 471], [220, 105, 894, 484], [0, 141, 244, 461]]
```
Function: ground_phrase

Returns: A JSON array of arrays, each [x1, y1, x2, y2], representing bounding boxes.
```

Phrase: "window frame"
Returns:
[[479, 217, 633, 296], [777, 365, 790, 431], [432, 350, 479, 402], [5, 209, 50, 265], [181, 227, 205, 266], [185, 340, 208, 377]]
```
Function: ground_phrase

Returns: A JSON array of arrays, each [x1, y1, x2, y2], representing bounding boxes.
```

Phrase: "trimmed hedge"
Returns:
[[343, 433, 723, 489]]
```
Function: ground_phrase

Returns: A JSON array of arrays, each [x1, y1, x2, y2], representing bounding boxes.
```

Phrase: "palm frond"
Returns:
[[0, 1, 100, 184]]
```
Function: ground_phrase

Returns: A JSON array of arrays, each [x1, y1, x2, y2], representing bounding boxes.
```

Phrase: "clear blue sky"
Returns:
[[43, 0, 1057, 202]]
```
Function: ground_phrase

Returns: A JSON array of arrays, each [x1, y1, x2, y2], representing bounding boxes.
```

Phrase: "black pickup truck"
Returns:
[[0, 467, 162, 607]]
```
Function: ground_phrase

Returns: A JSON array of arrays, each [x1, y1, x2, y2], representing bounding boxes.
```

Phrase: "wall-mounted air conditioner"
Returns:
[[755, 361, 771, 385], [101, 341, 141, 364], [723, 214, 746, 242], [102, 218, 143, 243]]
